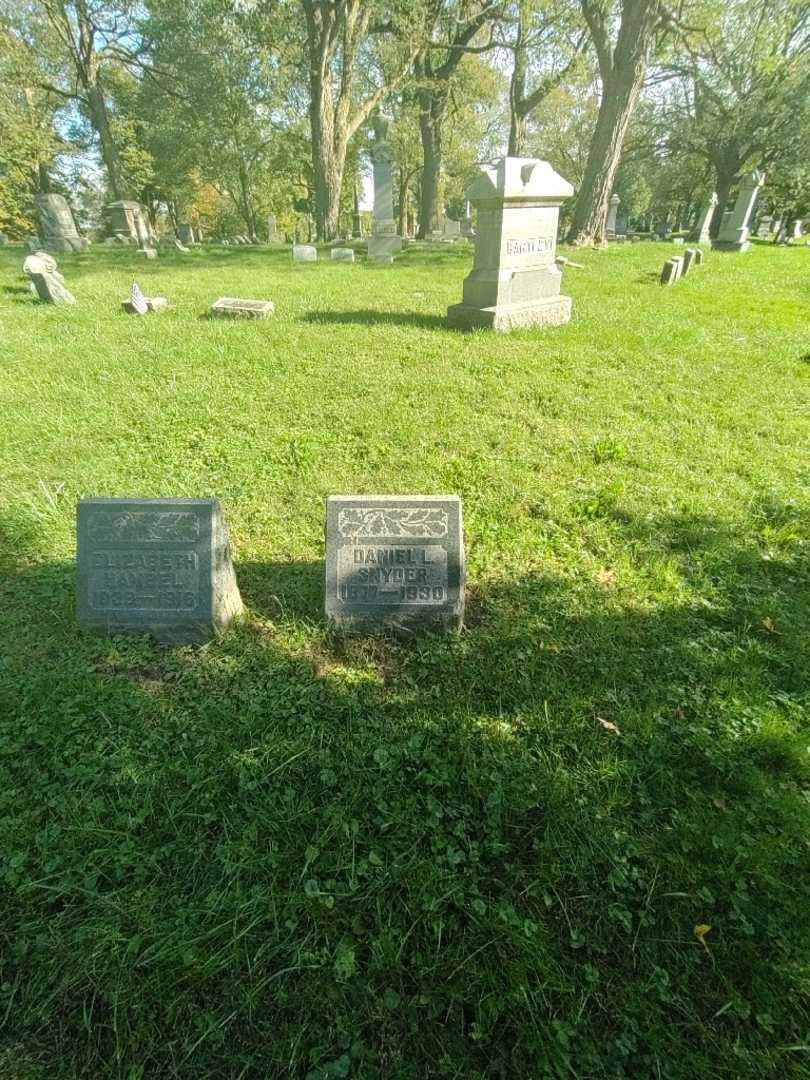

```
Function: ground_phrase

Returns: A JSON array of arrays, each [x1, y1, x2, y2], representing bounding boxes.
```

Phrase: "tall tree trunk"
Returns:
[[508, 0, 528, 156], [566, 67, 644, 244], [85, 83, 125, 200], [418, 95, 444, 238]]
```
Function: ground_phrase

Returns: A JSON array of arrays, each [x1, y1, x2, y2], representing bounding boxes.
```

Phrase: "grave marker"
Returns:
[[293, 244, 317, 263], [325, 495, 464, 635], [210, 297, 274, 319], [76, 497, 243, 643], [330, 247, 355, 262], [712, 171, 764, 251], [660, 257, 682, 285], [447, 156, 573, 332]]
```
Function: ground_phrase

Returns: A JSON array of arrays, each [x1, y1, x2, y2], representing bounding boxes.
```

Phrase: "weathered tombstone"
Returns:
[[177, 223, 195, 245], [712, 171, 765, 251], [293, 243, 317, 263], [325, 495, 464, 635], [791, 219, 803, 242], [122, 282, 168, 314], [367, 114, 402, 263], [330, 247, 355, 262], [460, 202, 475, 237], [693, 247, 704, 265], [755, 215, 773, 239], [606, 193, 620, 239], [35, 193, 89, 253], [682, 247, 699, 274], [775, 222, 788, 245], [76, 497, 243, 643], [660, 257, 682, 285], [106, 200, 149, 244], [690, 192, 718, 243], [267, 212, 281, 242], [442, 218, 461, 241], [672, 237, 685, 245], [210, 296, 274, 319], [447, 156, 573, 332], [23, 251, 60, 277], [29, 267, 75, 304]]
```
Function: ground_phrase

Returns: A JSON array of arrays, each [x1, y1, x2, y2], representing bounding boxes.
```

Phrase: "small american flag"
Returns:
[[130, 281, 148, 315]]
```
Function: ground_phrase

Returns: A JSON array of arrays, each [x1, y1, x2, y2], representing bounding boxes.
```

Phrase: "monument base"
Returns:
[[711, 240, 751, 252], [447, 294, 572, 333], [368, 235, 401, 262]]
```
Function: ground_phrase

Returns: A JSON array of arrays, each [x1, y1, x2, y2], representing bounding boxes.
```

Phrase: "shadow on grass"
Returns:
[[1, 501, 809, 1077], [303, 308, 447, 331]]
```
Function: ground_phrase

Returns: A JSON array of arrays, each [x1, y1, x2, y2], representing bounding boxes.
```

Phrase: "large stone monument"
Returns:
[[691, 192, 717, 243], [325, 495, 464, 635], [76, 497, 243, 643], [367, 114, 402, 264], [35, 194, 89, 253], [606, 194, 620, 239], [105, 200, 154, 247], [711, 171, 765, 252], [447, 156, 573, 332], [177, 223, 195, 245]]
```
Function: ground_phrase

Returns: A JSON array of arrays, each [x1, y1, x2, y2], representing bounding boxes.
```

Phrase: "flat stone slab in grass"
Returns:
[[122, 296, 169, 315], [210, 296, 274, 319], [293, 244, 317, 262], [76, 497, 243, 643], [330, 247, 355, 262], [325, 495, 464, 635]]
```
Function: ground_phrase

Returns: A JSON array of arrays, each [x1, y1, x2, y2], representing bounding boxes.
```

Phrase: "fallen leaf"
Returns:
[[694, 924, 711, 949], [761, 616, 780, 635], [597, 717, 621, 735], [597, 567, 616, 586], [712, 798, 727, 812]]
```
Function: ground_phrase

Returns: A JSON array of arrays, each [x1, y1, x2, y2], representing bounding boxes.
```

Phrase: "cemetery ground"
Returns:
[[1, 240, 809, 1080]]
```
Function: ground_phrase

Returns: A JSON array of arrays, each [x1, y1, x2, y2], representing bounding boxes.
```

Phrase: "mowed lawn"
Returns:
[[1, 240, 809, 1079]]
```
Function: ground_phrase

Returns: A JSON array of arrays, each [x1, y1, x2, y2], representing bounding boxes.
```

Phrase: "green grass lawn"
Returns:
[[1, 239, 809, 1079]]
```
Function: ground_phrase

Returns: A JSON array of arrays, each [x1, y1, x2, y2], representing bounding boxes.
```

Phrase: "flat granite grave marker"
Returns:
[[76, 497, 243, 643], [210, 296, 274, 319], [325, 495, 464, 635]]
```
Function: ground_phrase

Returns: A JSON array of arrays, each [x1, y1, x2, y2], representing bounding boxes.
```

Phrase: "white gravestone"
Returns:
[[367, 114, 402, 264], [691, 192, 718, 243], [293, 244, 317, 263], [606, 194, 620, 239], [712, 171, 765, 252], [330, 247, 355, 262], [447, 157, 574, 332]]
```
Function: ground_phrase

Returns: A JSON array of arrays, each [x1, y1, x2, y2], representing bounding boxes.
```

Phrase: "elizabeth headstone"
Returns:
[[447, 156, 573, 332], [325, 495, 464, 635], [76, 497, 243, 643]]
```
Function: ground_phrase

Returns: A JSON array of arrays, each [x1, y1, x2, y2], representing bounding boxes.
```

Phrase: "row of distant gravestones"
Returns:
[[660, 246, 704, 285], [76, 496, 464, 643]]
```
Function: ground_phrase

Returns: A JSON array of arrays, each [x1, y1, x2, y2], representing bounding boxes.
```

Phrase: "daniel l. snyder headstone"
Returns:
[[325, 495, 464, 634], [76, 498, 243, 643]]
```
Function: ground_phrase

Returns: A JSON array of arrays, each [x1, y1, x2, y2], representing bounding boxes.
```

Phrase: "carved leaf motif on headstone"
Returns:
[[88, 511, 201, 542], [338, 508, 449, 538]]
